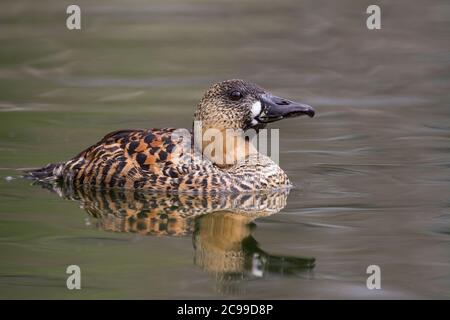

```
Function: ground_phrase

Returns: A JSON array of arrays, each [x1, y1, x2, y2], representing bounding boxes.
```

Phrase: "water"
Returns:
[[0, 0, 449, 299]]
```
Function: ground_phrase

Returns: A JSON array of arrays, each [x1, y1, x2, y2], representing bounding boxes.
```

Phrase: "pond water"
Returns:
[[0, 0, 449, 299]]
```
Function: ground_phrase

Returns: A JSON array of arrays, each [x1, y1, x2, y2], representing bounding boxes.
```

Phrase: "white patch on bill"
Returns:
[[251, 101, 262, 118]]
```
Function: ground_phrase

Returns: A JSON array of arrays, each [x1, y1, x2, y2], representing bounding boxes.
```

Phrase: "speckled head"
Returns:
[[194, 79, 315, 131]]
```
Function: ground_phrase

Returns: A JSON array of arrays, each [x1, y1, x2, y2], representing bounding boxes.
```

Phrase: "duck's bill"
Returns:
[[257, 94, 315, 123]]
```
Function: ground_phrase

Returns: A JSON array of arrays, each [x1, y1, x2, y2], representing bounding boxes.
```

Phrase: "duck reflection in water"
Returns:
[[37, 182, 315, 294]]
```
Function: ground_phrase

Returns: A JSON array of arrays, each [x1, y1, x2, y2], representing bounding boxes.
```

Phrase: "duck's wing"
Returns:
[[77, 128, 185, 167], [62, 128, 193, 189]]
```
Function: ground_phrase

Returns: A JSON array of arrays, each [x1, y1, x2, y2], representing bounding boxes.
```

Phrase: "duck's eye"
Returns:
[[229, 90, 243, 101]]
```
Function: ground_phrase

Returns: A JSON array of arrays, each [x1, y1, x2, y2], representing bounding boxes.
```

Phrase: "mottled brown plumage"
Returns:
[[25, 79, 314, 193]]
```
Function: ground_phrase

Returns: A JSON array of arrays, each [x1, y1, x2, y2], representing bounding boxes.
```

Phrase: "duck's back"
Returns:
[[27, 128, 196, 191]]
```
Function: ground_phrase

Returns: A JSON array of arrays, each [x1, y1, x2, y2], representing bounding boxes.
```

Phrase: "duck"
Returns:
[[25, 79, 315, 194]]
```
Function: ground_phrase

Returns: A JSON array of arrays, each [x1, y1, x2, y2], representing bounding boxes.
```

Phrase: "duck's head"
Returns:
[[194, 79, 314, 131]]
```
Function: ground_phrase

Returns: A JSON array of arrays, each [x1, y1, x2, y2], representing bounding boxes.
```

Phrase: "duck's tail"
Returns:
[[23, 163, 64, 182]]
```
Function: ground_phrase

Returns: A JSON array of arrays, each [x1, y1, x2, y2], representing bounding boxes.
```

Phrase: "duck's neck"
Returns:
[[194, 123, 259, 168]]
